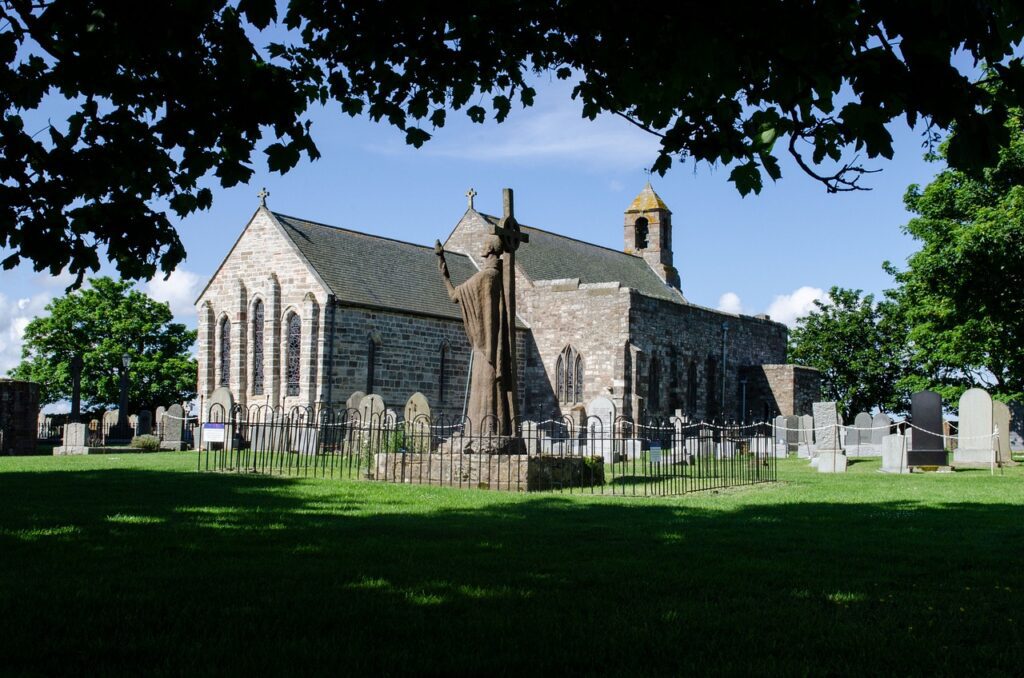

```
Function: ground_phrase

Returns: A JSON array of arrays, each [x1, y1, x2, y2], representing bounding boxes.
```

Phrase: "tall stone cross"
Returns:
[[490, 188, 529, 425], [465, 187, 477, 209], [257, 187, 270, 207]]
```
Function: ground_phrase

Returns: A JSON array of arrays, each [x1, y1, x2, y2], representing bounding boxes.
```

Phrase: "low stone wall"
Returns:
[[0, 379, 40, 456], [373, 453, 605, 491]]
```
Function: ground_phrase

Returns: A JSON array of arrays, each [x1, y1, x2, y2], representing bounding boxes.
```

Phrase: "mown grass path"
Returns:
[[1, 453, 1022, 675]]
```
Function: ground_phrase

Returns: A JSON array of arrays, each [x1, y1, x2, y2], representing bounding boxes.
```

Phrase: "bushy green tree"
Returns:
[[8, 277, 196, 410], [888, 109, 1024, 404], [789, 287, 911, 419]]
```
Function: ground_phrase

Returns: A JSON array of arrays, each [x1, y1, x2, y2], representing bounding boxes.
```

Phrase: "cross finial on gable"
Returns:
[[466, 187, 477, 210], [257, 187, 270, 207]]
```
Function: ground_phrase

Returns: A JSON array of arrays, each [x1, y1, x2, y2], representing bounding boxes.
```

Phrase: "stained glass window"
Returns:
[[219, 316, 230, 387], [286, 313, 301, 396], [252, 300, 264, 395], [556, 345, 583, 404]]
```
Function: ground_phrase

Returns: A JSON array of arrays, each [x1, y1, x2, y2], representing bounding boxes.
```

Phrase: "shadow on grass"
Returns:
[[0, 467, 1021, 675]]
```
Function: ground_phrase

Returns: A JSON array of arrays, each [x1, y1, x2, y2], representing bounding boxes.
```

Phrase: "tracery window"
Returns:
[[687, 360, 698, 412], [555, 345, 584, 404], [286, 313, 301, 397], [252, 299, 265, 396], [219, 316, 230, 388]]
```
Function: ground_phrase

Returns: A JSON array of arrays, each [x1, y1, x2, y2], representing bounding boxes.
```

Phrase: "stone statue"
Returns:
[[435, 236, 513, 438]]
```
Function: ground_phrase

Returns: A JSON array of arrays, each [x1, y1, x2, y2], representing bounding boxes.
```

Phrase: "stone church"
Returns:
[[195, 184, 818, 423]]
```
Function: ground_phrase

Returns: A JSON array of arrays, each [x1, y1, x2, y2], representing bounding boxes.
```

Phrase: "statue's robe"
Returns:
[[452, 261, 513, 436]]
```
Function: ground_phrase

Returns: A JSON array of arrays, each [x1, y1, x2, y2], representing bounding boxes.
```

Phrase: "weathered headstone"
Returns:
[[154, 406, 167, 436], [774, 415, 786, 444], [993, 400, 1012, 464], [848, 412, 872, 447], [799, 414, 814, 446], [404, 392, 431, 452], [880, 434, 910, 473], [909, 390, 946, 467], [520, 421, 540, 454], [206, 386, 234, 422], [136, 410, 153, 436], [54, 422, 89, 455], [812, 401, 846, 473], [346, 390, 366, 414], [128, 414, 139, 432], [161, 404, 186, 450], [358, 394, 386, 450], [782, 414, 799, 452], [870, 413, 892, 445], [954, 388, 995, 465], [587, 396, 616, 462]]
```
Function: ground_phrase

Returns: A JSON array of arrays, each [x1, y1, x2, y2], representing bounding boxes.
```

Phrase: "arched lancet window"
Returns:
[[634, 217, 649, 249], [251, 299, 265, 396], [705, 357, 718, 417], [286, 313, 301, 397], [556, 345, 583, 404], [687, 360, 698, 412], [649, 355, 661, 413], [366, 336, 377, 394], [668, 347, 680, 411], [438, 341, 448, 404], [218, 316, 230, 388]]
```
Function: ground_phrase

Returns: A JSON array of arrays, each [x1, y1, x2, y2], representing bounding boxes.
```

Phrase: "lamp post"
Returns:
[[117, 353, 131, 435]]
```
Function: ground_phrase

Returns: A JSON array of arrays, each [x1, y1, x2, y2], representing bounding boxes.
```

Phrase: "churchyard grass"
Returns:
[[1, 453, 1022, 674]]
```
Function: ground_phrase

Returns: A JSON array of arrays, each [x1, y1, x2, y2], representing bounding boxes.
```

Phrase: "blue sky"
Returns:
[[0, 76, 943, 374]]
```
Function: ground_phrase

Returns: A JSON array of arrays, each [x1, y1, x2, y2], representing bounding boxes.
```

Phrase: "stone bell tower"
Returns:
[[624, 182, 680, 289]]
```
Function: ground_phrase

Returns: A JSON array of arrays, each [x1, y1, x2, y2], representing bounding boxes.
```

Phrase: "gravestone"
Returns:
[[880, 434, 910, 473], [587, 396, 616, 462], [136, 410, 153, 436], [102, 409, 125, 444], [358, 394, 387, 450], [848, 412, 877, 457], [812, 401, 846, 473], [155, 406, 166, 436], [870, 413, 892, 445], [346, 390, 366, 414], [404, 392, 431, 453], [785, 415, 800, 451], [161, 404, 187, 450], [128, 414, 139, 432], [54, 423, 89, 455], [909, 390, 946, 467], [206, 386, 234, 421], [799, 414, 814, 446], [773, 415, 786, 444], [954, 388, 995, 465], [993, 400, 1012, 464], [520, 421, 540, 454]]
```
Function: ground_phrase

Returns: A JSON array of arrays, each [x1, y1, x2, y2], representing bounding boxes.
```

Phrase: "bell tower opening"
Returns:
[[624, 182, 680, 289]]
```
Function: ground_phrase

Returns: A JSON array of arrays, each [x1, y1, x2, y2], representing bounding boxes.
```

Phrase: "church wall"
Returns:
[[627, 294, 788, 421], [326, 306, 474, 418], [196, 209, 330, 412], [518, 281, 632, 420]]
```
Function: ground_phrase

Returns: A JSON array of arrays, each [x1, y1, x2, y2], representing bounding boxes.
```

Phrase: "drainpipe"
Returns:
[[721, 322, 729, 417]]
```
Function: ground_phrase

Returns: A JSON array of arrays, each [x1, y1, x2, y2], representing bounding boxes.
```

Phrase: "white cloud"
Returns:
[[765, 286, 826, 327], [145, 269, 206, 319], [717, 292, 744, 314], [0, 292, 52, 375]]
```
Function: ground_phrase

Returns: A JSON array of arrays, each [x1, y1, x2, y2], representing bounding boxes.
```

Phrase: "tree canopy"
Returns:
[[8, 277, 197, 410], [788, 287, 910, 419], [2, 1, 1023, 285]]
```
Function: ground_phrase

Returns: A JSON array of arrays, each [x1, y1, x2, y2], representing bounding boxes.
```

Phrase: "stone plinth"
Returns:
[[373, 453, 604, 491], [54, 423, 89, 455]]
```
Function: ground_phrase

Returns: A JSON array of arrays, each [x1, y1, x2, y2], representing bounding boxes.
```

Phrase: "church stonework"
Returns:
[[196, 185, 817, 427]]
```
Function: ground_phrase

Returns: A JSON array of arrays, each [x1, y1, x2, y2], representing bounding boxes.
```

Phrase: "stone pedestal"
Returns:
[[54, 422, 90, 455]]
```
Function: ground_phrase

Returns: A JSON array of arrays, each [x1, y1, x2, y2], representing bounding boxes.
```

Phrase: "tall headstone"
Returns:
[[993, 400, 1012, 464], [346, 390, 366, 414], [155, 406, 167, 436], [206, 386, 234, 422], [954, 388, 995, 465], [909, 390, 945, 467], [812, 401, 846, 473], [358, 394, 387, 450], [799, 414, 814, 446], [102, 409, 121, 443], [870, 413, 892, 445], [587, 396, 616, 462], [161, 404, 186, 450], [773, 415, 786, 444], [136, 410, 153, 436], [785, 415, 800, 451], [849, 412, 872, 447]]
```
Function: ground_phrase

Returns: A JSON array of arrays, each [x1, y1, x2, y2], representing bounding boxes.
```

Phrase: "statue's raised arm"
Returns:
[[435, 240, 458, 301]]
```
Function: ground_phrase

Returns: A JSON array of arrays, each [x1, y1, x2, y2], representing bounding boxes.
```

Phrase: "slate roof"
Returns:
[[479, 214, 684, 303], [272, 213, 479, 321]]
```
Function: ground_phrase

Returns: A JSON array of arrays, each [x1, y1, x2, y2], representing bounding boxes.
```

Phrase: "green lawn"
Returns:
[[1, 453, 1022, 675]]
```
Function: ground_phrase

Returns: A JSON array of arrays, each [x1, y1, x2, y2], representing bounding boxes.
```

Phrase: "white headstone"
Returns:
[[955, 388, 995, 464], [812, 401, 846, 473], [774, 415, 786, 444], [799, 414, 814, 446], [586, 396, 616, 461], [881, 434, 910, 473], [206, 386, 234, 421]]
